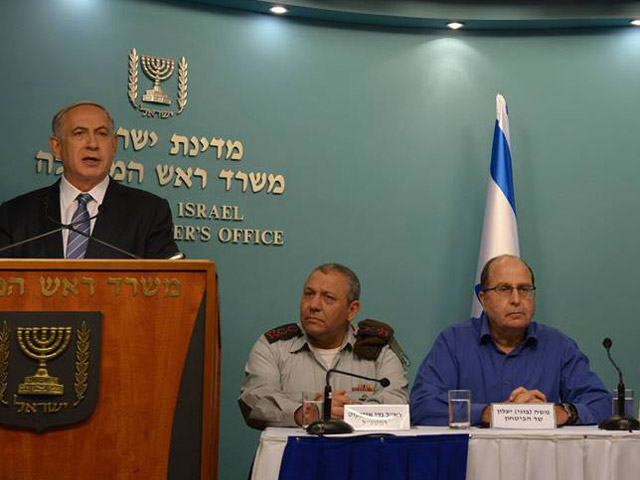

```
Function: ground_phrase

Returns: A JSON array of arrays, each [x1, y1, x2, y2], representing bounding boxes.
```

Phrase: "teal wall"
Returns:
[[3, 1, 640, 477]]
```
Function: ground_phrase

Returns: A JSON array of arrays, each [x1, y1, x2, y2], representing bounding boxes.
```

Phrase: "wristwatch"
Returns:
[[559, 403, 578, 425]]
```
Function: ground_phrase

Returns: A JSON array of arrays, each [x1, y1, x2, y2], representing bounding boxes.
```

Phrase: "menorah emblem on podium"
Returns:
[[141, 54, 175, 105], [17, 326, 72, 396]]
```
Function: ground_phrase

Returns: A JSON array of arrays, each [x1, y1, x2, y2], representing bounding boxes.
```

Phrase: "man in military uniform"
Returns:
[[239, 263, 409, 429]]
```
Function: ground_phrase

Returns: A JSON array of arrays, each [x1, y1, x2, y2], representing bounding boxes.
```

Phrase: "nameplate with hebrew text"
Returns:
[[491, 403, 556, 429], [344, 404, 410, 430]]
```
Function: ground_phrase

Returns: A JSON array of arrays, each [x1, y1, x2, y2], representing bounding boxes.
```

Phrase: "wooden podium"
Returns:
[[0, 259, 220, 479]]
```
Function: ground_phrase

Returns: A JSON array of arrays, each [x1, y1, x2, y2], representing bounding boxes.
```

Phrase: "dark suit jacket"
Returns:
[[0, 179, 180, 259]]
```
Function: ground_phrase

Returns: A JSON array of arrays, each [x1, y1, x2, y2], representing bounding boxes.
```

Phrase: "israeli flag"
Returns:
[[471, 94, 520, 317]]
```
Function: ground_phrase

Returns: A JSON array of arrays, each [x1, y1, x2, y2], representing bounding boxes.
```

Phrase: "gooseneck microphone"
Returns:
[[0, 226, 64, 255], [604, 338, 625, 417], [45, 202, 141, 260], [306, 369, 391, 435], [599, 337, 640, 431], [0, 198, 101, 255]]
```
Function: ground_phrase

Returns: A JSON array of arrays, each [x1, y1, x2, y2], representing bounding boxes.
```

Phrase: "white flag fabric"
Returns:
[[471, 94, 520, 317]]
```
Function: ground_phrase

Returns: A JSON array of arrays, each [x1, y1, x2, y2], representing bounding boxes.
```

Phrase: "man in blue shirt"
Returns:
[[411, 255, 610, 426]]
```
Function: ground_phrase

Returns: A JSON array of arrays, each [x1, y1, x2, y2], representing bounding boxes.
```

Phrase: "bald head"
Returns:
[[480, 255, 535, 290]]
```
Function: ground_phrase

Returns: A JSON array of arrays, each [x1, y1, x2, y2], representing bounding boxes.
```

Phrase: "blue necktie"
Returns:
[[66, 193, 93, 259]]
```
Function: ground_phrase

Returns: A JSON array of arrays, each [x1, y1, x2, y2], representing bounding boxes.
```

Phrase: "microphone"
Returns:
[[0, 226, 65, 255], [306, 369, 391, 435], [46, 203, 141, 260], [0, 198, 86, 256], [599, 337, 639, 430]]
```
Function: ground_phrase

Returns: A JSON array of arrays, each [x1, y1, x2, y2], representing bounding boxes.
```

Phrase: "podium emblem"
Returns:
[[0, 312, 102, 432], [128, 47, 188, 118], [17, 326, 72, 395]]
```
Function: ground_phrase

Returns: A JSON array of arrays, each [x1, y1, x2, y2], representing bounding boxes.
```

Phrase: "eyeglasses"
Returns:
[[483, 284, 536, 298]]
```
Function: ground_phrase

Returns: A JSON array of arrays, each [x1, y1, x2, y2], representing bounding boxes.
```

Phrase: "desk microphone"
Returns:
[[599, 337, 639, 430], [306, 369, 390, 435]]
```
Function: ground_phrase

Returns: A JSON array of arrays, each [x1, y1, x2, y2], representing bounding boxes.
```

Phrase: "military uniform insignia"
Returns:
[[355, 318, 411, 367], [264, 323, 302, 344], [357, 321, 393, 341], [0, 311, 102, 432]]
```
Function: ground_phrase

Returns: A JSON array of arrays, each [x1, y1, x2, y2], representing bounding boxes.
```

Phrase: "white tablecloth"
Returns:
[[251, 426, 640, 480]]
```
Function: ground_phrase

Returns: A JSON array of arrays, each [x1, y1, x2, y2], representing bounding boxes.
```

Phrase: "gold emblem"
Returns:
[[0, 314, 102, 432], [128, 47, 188, 118], [17, 326, 72, 395]]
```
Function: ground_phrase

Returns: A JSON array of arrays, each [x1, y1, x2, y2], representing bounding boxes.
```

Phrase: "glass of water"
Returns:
[[611, 389, 634, 417], [301, 392, 323, 428], [448, 389, 471, 429]]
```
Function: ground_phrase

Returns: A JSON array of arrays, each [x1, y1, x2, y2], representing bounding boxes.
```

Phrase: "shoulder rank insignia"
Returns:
[[264, 323, 303, 344], [354, 318, 410, 367]]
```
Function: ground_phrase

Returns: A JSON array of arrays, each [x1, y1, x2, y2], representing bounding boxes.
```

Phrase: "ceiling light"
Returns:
[[270, 6, 288, 15], [447, 22, 464, 30], [631, 19, 640, 26]]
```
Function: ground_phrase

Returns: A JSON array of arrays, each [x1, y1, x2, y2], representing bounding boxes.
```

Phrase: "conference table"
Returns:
[[251, 426, 640, 480]]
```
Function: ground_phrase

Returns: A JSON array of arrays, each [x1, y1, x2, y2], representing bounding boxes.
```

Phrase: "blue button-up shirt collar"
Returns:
[[478, 312, 538, 353]]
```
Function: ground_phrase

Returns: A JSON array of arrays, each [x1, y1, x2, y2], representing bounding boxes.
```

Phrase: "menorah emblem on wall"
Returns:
[[17, 326, 72, 395], [128, 48, 188, 117], [141, 54, 175, 105]]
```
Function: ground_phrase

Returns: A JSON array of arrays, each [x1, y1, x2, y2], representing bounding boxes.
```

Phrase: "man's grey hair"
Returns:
[[51, 101, 115, 138], [480, 254, 536, 290], [312, 263, 361, 303]]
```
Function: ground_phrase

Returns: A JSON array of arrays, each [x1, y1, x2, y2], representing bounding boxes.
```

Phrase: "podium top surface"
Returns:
[[0, 259, 215, 272]]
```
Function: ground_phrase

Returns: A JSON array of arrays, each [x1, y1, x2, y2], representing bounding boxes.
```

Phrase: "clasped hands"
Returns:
[[294, 390, 356, 426], [481, 387, 569, 426]]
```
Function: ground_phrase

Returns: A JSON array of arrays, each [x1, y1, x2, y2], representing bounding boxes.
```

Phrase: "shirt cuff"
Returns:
[[572, 403, 595, 425], [471, 403, 488, 426]]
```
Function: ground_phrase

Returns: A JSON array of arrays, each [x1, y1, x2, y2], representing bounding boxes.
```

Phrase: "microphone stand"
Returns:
[[46, 205, 141, 259], [62, 223, 141, 259], [599, 337, 640, 431], [0, 227, 64, 255], [306, 369, 390, 435], [1, 197, 179, 260]]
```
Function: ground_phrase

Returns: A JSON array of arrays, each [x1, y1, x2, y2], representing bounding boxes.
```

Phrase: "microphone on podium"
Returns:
[[45, 203, 142, 259], [599, 337, 639, 430], [306, 368, 390, 435], [0, 199, 102, 255]]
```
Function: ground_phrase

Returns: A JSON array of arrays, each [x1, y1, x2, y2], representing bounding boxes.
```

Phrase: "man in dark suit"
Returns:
[[0, 101, 181, 259]]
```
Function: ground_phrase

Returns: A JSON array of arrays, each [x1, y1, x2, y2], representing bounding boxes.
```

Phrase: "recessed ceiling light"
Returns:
[[270, 5, 288, 15], [447, 22, 464, 30], [631, 19, 640, 26]]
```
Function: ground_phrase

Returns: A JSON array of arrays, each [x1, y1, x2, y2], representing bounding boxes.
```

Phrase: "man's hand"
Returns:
[[481, 405, 492, 425], [294, 406, 304, 426], [508, 386, 547, 404], [481, 387, 548, 426], [330, 389, 356, 419], [554, 405, 569, 426]]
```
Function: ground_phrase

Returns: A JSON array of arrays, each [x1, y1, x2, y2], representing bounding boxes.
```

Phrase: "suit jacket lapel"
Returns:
[[40, 182, 64, 258], [86, 178, 125, 258]]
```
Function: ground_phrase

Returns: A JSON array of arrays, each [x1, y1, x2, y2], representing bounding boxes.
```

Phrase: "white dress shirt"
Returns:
[[59, 176, 109, 257]]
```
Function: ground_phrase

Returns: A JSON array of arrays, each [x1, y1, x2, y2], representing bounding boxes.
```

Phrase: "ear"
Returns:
[[49, 136, 62, 160], [110, 133, 118, 156], [478, 290, 487, 310], [346, 300, 361, 323]]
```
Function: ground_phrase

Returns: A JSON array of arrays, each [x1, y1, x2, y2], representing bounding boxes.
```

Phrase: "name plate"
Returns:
[[344, 404, 410, 430], [491, 403, 556, 429]]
